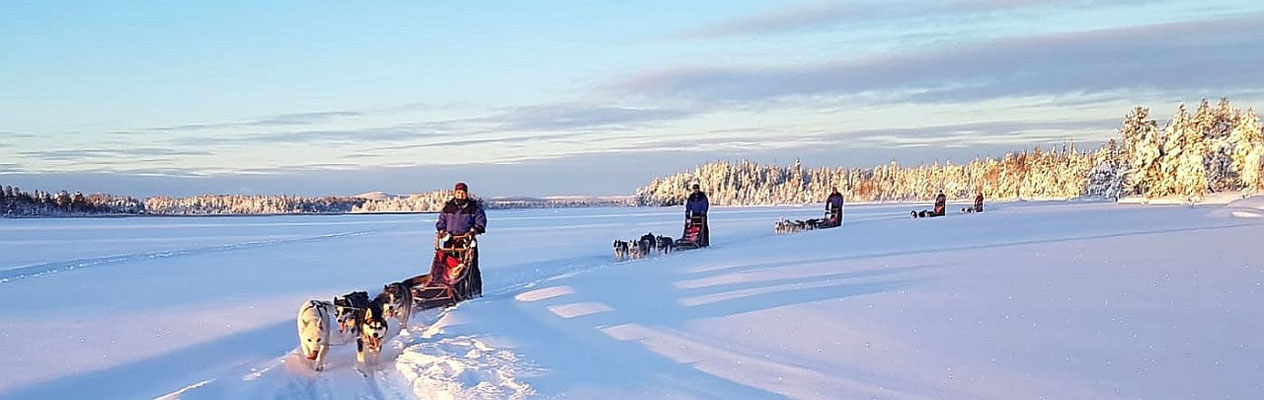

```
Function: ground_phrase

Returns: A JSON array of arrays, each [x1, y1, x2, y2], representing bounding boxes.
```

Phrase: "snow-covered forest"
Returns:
[[0, 188, 633, 217], [638, 99, 1264, 206], [143, 195, 367, 215], [0, 185, 144, 216], [351, 192, 634, 212]]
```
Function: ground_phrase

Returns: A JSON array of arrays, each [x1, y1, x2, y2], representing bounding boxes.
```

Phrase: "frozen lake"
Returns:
[[2, 201, 1262, 399]]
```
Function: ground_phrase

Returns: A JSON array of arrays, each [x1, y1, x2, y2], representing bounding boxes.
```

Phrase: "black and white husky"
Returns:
[[357, 299, 389, 367], [378, 281, 413, 332], [613, 240, 630, 261]]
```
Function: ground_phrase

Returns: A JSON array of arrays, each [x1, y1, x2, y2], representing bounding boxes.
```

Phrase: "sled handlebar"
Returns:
[[435, 232, 477, 251]]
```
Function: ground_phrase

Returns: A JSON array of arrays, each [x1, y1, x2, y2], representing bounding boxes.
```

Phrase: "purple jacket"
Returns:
[[826, 193, 844, 210], [686, 192, 709, 216], [436, 199, 487, 235]]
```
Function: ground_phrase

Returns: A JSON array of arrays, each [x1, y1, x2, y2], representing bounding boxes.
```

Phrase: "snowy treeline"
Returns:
[[1, 187, 633, 217], [0, 183, 145, 216], [143, 195, 366, 215], [350, 191, 450, 213], [637, 99, 1264, 206], [483, 196, 636, 209], [351, 192, 635, 213], [1118, 99, 1264, 200]]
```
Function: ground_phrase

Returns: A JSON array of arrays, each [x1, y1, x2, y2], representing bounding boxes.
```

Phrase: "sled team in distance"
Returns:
[[613, 183, 710, 261], [776, 188, 845, 234], [911, 191, 984, 218]]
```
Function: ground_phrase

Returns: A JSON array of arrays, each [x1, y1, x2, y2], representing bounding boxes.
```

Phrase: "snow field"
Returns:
[[2, 201, 1263, 399]]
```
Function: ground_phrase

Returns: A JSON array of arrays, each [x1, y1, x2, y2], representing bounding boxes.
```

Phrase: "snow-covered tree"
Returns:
[[1162, 105, 1208, 200], [1230, 107, 1264, 191], [1119, 106, 1163, 196]]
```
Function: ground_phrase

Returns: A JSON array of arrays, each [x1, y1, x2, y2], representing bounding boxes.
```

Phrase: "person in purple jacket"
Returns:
[[684, 183, 709, 247], [435, 182, 486, 297]]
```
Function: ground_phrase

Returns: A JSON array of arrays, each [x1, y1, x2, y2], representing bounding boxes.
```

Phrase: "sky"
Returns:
[[3, 0, 1264, 197]]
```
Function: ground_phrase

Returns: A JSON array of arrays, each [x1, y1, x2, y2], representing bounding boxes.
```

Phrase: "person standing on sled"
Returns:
[[685, 183, 710, 247], [933, 190, 947, 217], [912, 190, 949, 218], [435, 182, 486, 297], [826, 188, 844, 227]]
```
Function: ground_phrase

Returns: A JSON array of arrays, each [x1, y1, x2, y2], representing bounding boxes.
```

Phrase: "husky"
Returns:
[[357, 299, 389, 367], [297, 292, 367, 371], [377, 282, 414, 332], [297, 300, 333, 371], [626, 239, 644, 260], [656, 235, 674, 254], [334, 291, 370, 336], [639, 233, 657, 255], [613, 240, 630, 261]]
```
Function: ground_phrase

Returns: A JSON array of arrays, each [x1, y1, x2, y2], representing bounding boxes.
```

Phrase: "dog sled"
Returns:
[[297, 232, 481, 372], [403, 232, 479, 310], [775, 208, 842, 234], [675, 214, 708, 250]]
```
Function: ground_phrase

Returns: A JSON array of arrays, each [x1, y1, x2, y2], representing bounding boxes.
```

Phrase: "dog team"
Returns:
[[613, 232, 675, 261], [298, 182, 486, 372], [297, 282, 414, 371]]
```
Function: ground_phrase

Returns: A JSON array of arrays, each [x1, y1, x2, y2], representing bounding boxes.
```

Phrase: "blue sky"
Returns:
[[3, 0, 1263, 196]]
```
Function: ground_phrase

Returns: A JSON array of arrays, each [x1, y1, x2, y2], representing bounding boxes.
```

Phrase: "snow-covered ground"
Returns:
[[2, 201, 1263, 399]]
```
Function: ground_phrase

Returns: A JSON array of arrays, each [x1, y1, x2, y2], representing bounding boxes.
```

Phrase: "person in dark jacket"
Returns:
[[434, 182, 487, 297], [973, 192, 984, 213], [684, 183, 709, 247], [933, 191, 947, 217], [826, 188, 844, 227]]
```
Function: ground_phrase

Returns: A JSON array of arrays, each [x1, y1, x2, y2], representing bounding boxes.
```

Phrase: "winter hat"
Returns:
[[454, 182, 468, 191], [691, 183, 701, 190]]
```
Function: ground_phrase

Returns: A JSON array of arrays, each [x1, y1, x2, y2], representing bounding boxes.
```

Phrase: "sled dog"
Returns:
[[378, 281, 414, 331], [297, 300, 333, 371], [613, 240, 630, 261], [357, 299, 389, 366]]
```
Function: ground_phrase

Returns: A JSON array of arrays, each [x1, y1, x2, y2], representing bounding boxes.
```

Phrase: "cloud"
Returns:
[[0, 163, 26, 173], [368, 131, 595, 152], [144, 111, 363, 132], [487, 103, 697, 131], [676, 0, 1166, 39], [621, 16, 1264, 104], [0, 131, 37, 139], [166, 102, 699, 150], [19, 148, 215, 161]]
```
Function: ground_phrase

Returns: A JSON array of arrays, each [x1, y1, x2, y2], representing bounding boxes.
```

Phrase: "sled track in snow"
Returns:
[[0, 229, 382, 283]]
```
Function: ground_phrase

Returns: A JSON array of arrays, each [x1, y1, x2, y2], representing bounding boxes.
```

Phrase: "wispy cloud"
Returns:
[[142, 111, 363, 132], [676, 0, 1167, 39], [19, 148, 215, 161], [622, 16, 1264, 103], [165, 102, 699, 150], [0, 131, 37, 139], [487, 103, 697, 131]]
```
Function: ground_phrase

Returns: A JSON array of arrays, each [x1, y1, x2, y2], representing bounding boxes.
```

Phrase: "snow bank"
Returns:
[[1208, 195, 1264, 219], [1119, 190, 1253, 205]]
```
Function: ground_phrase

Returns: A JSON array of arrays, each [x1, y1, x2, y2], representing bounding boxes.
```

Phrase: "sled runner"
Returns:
[[403, 232, 478, 310]]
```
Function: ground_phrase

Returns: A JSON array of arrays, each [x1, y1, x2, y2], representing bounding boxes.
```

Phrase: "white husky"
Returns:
[[297, 294, 367, 371], [297, 300, 334, 371]]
